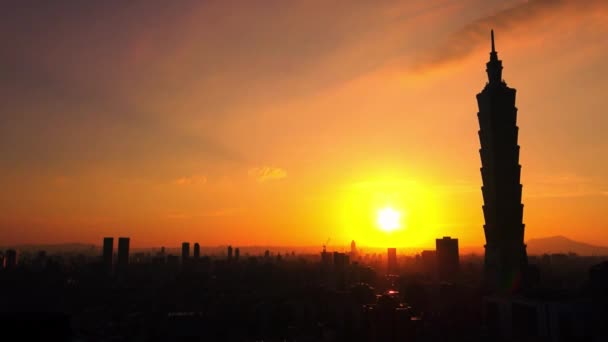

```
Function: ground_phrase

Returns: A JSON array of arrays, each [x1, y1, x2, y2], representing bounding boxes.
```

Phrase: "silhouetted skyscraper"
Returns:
[[436, 237, 459, 280], [102, 237, 113, 274], [387, 248, 397, 274], [5, 249, 17, 270], [350, 240, 357, 260], [182, 242, 190, 263], [193, 242, 200, 258], [117, 237, 130, 272], [234, 247, 240, 261], [477, 30, 528, 294], [227, 245, 233, 260]]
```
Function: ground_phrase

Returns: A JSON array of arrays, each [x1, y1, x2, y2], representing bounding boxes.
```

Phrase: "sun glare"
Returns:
[[377, 207, 401, 232]]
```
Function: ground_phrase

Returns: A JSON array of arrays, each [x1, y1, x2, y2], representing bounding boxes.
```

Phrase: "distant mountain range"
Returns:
[[526, 236, 608, 256]]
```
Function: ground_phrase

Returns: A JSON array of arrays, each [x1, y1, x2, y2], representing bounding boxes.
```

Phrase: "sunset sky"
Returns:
[[1, 0, 608, 249]]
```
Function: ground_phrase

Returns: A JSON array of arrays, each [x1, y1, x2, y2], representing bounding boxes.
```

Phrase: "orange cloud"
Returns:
[[248, 166, 287, 183], [174, 175, 208, 185]]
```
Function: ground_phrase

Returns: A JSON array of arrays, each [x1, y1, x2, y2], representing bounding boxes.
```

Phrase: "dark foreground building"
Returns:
[[436, 237, 459, 280], [117, 237, 130, 273], [102, 237, 113, 274], [476, 30, 528, 294]]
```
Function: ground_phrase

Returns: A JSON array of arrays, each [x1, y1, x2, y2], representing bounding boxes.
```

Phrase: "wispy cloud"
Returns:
[[165, 208, 239, 220], [413, 0, 608, 72], [174, 174, 207, 186], [525, 173, 607, 198], [248, 166, 287, 183]]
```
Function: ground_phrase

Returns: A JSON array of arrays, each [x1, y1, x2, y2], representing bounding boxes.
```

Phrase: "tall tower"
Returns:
[[436, 237, 459, 281], [103, 237, 113, 274], [117, 237, 130, 273], [477, 30, 528, 294], [387, 248, 397, 274], [182, 242, 190, 263], [193, 242, 200, 259]]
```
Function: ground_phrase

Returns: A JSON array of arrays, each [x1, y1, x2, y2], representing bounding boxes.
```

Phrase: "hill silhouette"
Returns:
[[526, 235, 608, 256]]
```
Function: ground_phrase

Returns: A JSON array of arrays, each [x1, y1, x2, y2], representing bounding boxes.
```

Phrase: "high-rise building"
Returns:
[[193, 243, 200, 258], [117, 237, 130, 272], [436, 237, 459, 280], [350, 240, 357, 260], [387, 248, 397, 274], [5, 249, 17, 270], [227, 245, 233, 260], [477, 30, 528, 293], [234, 247, 240, 261], [182, 242, 190, 263], [333, 252, 350, 269], [421, 250, 437, 274], [321, 246, 331, 266], [103, 237, 113, 274]]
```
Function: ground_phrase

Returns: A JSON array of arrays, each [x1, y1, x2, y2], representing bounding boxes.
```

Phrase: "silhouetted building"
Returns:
[[387, 248, 397, 274], [0, 312, 72, 341], [333, 252, 349, 269], [5, 249, 17, 270], [167, 254, 179, 269], [321, 246, 332, 266], [193, 242, 200, 259], [436, 237, 459, 280], [227, 245, 233, 260], [234, 247, 240, 261], [477, 30, 528, 294], [102, 237, 113, 274], [483, 295, 596, 341], [351, 240, 357, 260], [421, 250, 437, 275], [182, 242, 190, 263], [117, 237, 130, 272]]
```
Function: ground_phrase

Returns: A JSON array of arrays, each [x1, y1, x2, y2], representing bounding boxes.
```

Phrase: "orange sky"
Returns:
[[1, 0, 608, 248]]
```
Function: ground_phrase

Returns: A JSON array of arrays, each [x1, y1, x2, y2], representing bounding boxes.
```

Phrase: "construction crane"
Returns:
[[322, 237, 331, 253]]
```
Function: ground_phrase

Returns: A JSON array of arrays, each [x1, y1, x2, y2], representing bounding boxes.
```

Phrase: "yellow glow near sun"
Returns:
[[377, 207, 401, 232], [334, 174, 442, 247]]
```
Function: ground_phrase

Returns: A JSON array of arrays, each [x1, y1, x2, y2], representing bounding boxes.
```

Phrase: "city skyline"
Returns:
[[2, 1, 608, 249]]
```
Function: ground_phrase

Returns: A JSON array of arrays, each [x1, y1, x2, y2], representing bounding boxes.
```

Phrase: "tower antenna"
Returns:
[[491, 29, 495, 53]]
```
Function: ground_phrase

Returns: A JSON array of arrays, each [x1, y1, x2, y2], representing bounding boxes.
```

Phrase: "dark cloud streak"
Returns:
[[412, 0, 607, 72]]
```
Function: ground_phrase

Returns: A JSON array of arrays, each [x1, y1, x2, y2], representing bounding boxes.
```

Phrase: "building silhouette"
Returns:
[[181, 242, 190, 263], [436, 237, 459, 280], [102, 237, 113, 274], [321, 246, 331, 266], [234, 247, 240, 261], [193, 243, 200, 259], [333, 252, 349, 268], [4, 249, 17, 270], [387, 248, 397, 274], [227, 245, 233, 261], [350, 240, 357, 260], [117, 237, 130, 272], [421, 250, 437, 275], [477, 30, 528, 294]]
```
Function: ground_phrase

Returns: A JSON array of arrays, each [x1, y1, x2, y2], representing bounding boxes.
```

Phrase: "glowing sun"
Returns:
[[377, 207, 401, 232]]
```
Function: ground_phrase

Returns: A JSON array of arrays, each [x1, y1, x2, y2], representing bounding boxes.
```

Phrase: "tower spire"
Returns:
[[486, 29, 502, 84]]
